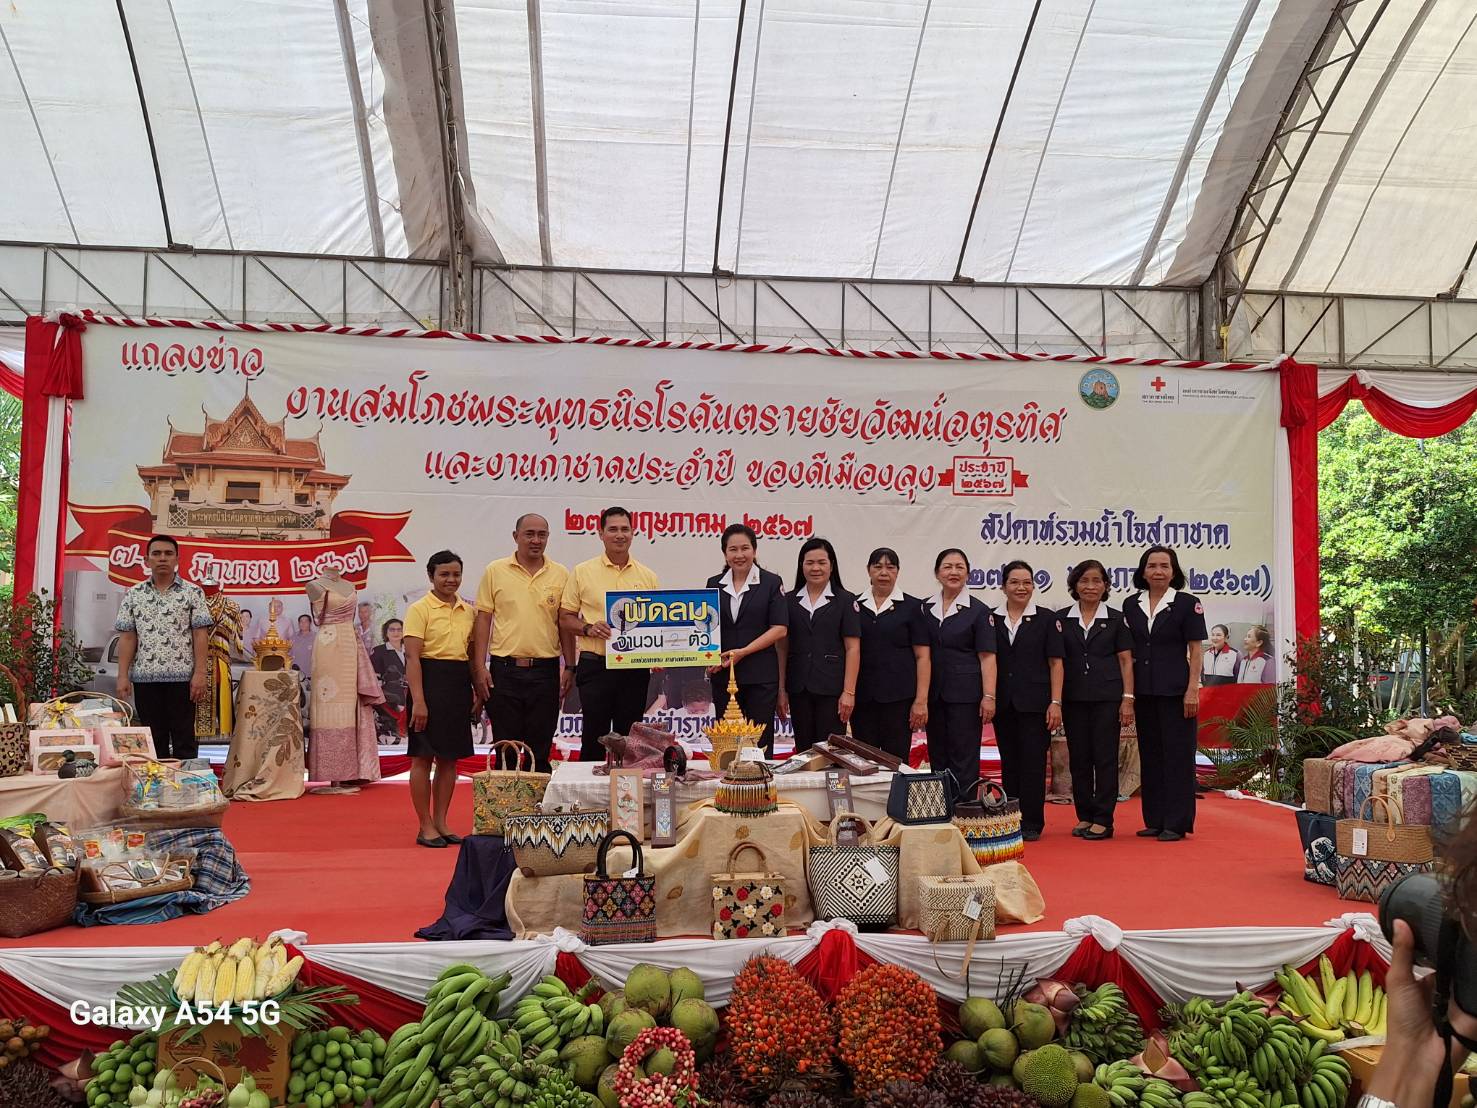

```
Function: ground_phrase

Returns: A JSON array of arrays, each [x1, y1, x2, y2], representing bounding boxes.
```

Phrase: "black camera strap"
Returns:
[[1431, 921, 1477, 1108]]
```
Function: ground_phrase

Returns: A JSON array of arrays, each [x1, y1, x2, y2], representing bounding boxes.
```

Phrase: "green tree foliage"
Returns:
[[0, 391, 19, 576], [0, 591, 94, 706]]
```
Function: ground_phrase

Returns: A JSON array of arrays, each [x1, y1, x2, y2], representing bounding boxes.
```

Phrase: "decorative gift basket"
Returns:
[[121, 757, 229, 828], [703, 669, 764, 769], [504, 806, 610, 877], [714, 760, 778, 817]]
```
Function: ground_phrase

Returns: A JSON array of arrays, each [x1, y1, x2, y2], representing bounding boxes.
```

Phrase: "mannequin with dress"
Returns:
[[306, 568, 384, 793], [196, 575, 242, 741]]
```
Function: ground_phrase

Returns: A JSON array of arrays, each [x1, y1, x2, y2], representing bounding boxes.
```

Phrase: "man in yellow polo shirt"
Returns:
[[472, 513, 574, 772], [559, 506, 661, 761]]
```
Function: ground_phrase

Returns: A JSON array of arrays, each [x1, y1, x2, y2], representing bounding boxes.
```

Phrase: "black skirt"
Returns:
[[408, 657, 475, 760]]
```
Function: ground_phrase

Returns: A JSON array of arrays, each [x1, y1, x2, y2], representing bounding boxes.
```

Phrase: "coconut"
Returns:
[[643, 1048, 678, 1077], [624, 964, 673, 1019], [605, 1009, 657, 1057], [980, 1028, 1020, 1070], [959, 997, 1008, 1039], [1012, 1050, 1033, 1086], [599, 989, 627, 1021], [668, 967, 706, 1006], [560, 1036, 612, 1088], [944, 1040, 985, 1073], [1013, 1000, 1056, 1050], [670, 999, 720, 1052], [1070, 1051, 1095, 1085], [596, 1064, 621, 1108]]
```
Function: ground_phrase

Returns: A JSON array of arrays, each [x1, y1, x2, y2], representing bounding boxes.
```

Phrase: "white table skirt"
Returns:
[[539, 759, 897, 822]]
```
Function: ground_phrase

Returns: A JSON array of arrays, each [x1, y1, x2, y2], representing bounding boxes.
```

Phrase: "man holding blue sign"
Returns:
[[559, 506, 661, 761]]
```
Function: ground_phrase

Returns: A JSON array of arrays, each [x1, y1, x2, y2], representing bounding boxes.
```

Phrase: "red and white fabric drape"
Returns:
[[1318, 368, 1477, 437]]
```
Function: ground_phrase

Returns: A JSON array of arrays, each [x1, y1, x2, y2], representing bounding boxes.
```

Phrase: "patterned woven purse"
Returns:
[[917, 874, 996, 942], [1335, 855, 1433, 903], [504, 807, 610, 877], [953, 779, 1024, 865], [807, 812, 899, 929], [472, 738, 550, 836], [711, 842, 787, 939], [886, 768, 956, 825], [580, 829, 657, 945], [0, 663, 30, 779]]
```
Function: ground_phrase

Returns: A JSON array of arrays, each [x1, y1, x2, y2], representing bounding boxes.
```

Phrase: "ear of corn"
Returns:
[[213, 955, 237, 1007], [227, 937, 256, 961], [193, 955, 219, 1007], [174, 950, 205, 998], [263, 954, 304, 997], [233, 955, 256, 1004], [253, 962, 273, 1000]]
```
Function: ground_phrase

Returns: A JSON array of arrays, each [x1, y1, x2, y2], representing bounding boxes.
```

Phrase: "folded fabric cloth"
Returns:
[[1328, 734, 1416, 762]]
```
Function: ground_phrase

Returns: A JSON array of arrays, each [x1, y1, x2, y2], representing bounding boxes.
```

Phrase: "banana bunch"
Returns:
[[1171, 1026, 1265, 1108], [1067, 983, 1148, 1061], [1140, 1078, 1183, 1108], [376, 965, 513, 1108], [510, 976, 604, 1052], [1194, 1070, 1262, 1108], [1294, 1041, 1352, 1108], [1093, 1060, 1148, 1107], [1248, 1016, 1308, 1091], [1274, 958, 1386, 1041], [440, 1024, 564, 1108], [173, 937, 302, 1007]]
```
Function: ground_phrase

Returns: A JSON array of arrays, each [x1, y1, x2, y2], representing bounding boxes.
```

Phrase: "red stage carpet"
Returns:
[[8, 784, 1339, 948]]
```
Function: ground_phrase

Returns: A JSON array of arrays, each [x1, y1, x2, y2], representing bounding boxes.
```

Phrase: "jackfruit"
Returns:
[[1072, 1082, 1111, 1108], [1021, 1044, 1080, 1108]]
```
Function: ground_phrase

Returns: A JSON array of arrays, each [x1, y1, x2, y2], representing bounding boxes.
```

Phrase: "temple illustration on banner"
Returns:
[[137, 391, 349, 540]]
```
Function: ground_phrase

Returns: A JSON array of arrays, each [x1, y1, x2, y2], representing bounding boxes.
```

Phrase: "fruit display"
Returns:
[[512, 976, 605, 1054], [85, 1031, 159, 1107], [373, 964, 512, 1108], [174, 938, 302, 1007], [723, 955, 833, 1092], [434, 1022, 577, 1108], [1065, 984, 1147, 1062], [1273, 958, 1386, 1042], [286, 1027, 386, 1108], [837, 963, 942, 1096], [611, 1025, 700, 1108], [0, 1015, 51, 1070], [0, 1055, 69, 1108]]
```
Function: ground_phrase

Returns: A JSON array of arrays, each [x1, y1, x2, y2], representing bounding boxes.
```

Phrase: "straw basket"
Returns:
[[79, 855, 194, 906], [0, 866, 78, 938], [0, 662, 30, 778]]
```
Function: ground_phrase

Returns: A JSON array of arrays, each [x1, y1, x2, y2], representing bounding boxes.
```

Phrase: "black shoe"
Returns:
[[1082, 827, 1114, 840], [416, 835, 448, 848], [440, 833, 464, 845], [1136, 828, 1162, 838], [1157, 831, 1184, 842], [1071, 824, 1090, 837], [1022, 829, 1042, 842]]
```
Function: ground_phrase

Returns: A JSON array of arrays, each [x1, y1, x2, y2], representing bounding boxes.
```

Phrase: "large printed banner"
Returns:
[[63, 326, 1282, 733]]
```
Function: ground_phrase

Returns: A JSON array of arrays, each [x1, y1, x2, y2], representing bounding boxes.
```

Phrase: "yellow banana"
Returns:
[[1342, 971, 1358, 1023], [1324, 977, 1347, 1026], [1353, 972, 1373, 1025], [1319, 956, 1337, 1001]]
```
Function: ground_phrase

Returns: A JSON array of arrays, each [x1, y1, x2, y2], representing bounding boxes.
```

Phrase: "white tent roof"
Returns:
[[1, 0, 1472, 297]]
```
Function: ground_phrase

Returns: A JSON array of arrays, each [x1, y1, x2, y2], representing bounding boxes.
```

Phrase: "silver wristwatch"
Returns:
[[1355, 1095, 1397, 1108]]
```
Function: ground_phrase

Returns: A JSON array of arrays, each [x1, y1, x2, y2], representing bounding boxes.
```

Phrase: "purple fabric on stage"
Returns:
[[415, 834, 517, 941]]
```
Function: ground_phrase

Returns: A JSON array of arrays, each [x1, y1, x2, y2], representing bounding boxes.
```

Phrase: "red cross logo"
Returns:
[[1150, 376, 1167, 392]]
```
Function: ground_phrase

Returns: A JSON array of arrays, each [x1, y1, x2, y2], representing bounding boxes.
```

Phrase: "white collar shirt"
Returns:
[[798, 583, 833, 614], [1003, 601, 1039, 643], [720, 564, 763, 620], [928, 592, 968, 621], [1066, 601, 1110, 630], [861, 587, 904, 615], [1145, 587, 1178, 631]]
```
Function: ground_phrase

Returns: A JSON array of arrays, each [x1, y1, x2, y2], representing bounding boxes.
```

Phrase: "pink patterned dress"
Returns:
[[308, 588, 384, 783]]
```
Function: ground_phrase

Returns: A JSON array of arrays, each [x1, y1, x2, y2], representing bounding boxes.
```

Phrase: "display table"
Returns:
[[0, 766, 125, 824], [506, 800, 991, 936], [222, 670, 306, 802], [540, 759, 896, 821]]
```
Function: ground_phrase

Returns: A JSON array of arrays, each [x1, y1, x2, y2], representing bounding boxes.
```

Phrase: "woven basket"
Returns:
[[953, 780, 1024, 866], [714, 759, 778, 816], [1336, 794, 1434, 865], [79, 856, 194, 906], [1445, 744, 1477, 771], [917, 874, 996, 942], [504, 807, 610, 877], [472, 739, 550, 836], [0, 866, 78, 938], [0, 662, 30, 779], [120, 800, 230, 830]]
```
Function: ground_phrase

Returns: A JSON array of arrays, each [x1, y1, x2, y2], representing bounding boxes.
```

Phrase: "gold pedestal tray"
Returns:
[[704, 667, 765, 770]]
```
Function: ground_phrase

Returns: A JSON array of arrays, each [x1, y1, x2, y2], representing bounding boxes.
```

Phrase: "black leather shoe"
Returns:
[[1071, 824, 1090, 837], [1136, 828, 1162, 838], [416, 835, 448, 848], [1082, 827, 1114, 840], [440, 833, 464, 845], [1157, 831, 1185, 842], [1022, 830, 1042, 842]]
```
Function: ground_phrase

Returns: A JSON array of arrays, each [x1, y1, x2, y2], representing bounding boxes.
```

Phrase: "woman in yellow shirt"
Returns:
[[404, 549, 477, 847]]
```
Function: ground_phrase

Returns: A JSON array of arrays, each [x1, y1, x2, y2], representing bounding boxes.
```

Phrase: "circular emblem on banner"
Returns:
[[1079, 368, 1120, 410]]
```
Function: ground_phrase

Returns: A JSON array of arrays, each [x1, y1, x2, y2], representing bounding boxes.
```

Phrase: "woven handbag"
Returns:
[[886, 768, 956, 825], [0, 663, 30, 779], [473, 738, 551, 836], [807, 812, 899, 929], [917, 873, 996, 942], [1296, 809, 1338, 887], [1336, 794, 1434, 865], [504, 807, 610, 877], [580, 829, 657, 945], [0, 866, 78, 939], [953, 779, 1024, 865], [1302, 758, 1336, 815], [711, 842, 786, 939], [1335, 855, 1433, 904], [715, 760, 778, 816]]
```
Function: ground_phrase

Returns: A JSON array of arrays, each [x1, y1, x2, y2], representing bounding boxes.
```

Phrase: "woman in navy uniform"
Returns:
[[993, 560, 1064, 841], [852, 547, 930, 759], [1122, 545, 1206, 842], [778, 537, 861, 752], [705, 524, 788, 753], [923, 548, 996, 793], [1057, 560, 1134, 841]]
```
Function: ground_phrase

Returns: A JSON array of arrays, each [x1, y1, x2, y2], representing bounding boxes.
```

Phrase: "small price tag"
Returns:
[[896, 762, 920, 774], [623, 867, 640, 878], [739, 747, 766, 763], [963, 893, 984, 921], [1351, 828, 1369, 857], [862, 857, 891, 884]]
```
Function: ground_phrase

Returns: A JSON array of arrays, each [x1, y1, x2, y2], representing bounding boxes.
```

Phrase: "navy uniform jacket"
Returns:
[[1057, 604, 1133, 702], [856, 593, 929, 705], [785, 587, 862, 697], [705, 566, 788, 686], [923, 596, 996, 704], [992, 604, 1065, 713], [1122, 590, 1208, 697]]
